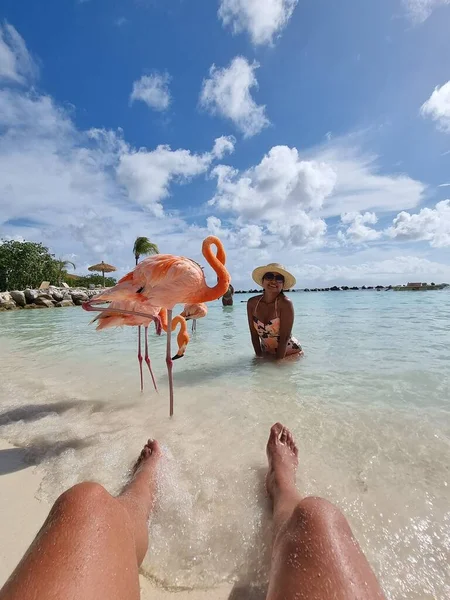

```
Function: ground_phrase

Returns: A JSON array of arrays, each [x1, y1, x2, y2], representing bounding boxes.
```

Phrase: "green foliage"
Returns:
[[133, 236, 159, 265], [64, 273, 117, 288], [0, 240, 59, 291], [54, 259, 76, 285]]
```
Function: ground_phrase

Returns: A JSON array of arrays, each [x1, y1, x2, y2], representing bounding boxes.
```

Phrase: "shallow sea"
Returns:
[[0, 290, 449, 598]]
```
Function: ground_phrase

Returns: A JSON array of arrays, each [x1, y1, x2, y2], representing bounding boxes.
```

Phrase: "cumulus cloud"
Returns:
[[218, 0, 298, 45], [209, 145, 334, 248], [421, 81, 450, 132], [130, 72, 171, 111], [339, 211, 382, 244], [200, 57, 269, 138], [0, 22, 38, 84], [117, 146, 211, 217], [208, 138, 427, 249], [0, 84, 232, 265], [386, 200, 450, 247], [402, 0, 450, 23], [210, 146, 336, 218], [211, 135, 236, 159], [206, 216, 264, 249]]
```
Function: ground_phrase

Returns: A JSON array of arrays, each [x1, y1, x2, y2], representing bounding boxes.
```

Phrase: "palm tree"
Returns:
[[133, 237, 159, 265], [55, 259, 76, 285]]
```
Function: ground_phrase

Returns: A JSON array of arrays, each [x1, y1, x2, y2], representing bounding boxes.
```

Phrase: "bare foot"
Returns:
[[119, 440, 161, 564], [132, 439, 161, 475], [266, 423, 299, 504], [120, 439, 161, 513]]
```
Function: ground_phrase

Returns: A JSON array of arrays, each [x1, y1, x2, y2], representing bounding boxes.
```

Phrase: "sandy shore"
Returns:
[[0, 438, 255, 600]]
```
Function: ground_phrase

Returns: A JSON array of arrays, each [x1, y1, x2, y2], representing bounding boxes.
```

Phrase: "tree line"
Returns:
[[0, 237, 159, 292]]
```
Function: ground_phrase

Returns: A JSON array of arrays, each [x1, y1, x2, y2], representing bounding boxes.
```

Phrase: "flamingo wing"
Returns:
[[91, 255, 205, 309]]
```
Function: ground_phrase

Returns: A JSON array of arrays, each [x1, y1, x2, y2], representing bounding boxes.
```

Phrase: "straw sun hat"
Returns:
[[252, 263, 296, 290]]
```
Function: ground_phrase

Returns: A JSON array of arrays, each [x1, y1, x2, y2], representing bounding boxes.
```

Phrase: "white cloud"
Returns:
[[208, 139, 427, 249], [206, 216, 264, 249], [421, 81, 450, 132], [236, 223, 264, 248], [130, 72, 171, 111], [209, 146, 334, 248], [0, 22, 38, 84], [211, 135, 236, 159], [310, 142, 426, 216], [218, 0, 298, 45], [200, 57, 269, 138], [0, 82, 231, 267], [210, 146, 336, 218], [118, 146, 211, 217], [339, 211, 382, 244], [386, 200, 450, 247], [403, 0, 450, 23]]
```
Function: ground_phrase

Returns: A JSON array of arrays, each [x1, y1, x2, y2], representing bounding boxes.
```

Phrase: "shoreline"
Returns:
[[0, 437, 242, 599]]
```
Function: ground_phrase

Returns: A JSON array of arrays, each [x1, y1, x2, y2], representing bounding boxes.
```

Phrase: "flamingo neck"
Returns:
[[194, 236, 230, 302]]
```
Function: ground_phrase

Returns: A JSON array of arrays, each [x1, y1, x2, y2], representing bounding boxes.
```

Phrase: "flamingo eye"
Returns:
[[137, 286, 144, 294]]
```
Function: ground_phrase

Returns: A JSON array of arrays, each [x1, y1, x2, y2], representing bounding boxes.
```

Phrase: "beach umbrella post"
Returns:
[[87, 261, 117, 287]]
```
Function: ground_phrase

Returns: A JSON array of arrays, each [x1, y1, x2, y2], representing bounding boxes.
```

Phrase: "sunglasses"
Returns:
[[264, 272, 285, 283]]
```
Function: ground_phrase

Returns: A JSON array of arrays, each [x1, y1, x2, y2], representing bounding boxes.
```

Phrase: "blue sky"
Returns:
[[1, 0, 450, 287]]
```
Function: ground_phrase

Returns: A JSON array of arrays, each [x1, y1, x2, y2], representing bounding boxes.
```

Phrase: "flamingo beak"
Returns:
[[172, 352, 184, 360]]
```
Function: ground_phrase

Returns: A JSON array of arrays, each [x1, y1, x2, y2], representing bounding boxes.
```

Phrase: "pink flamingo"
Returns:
[[90, 301, 189, 394], [180, 303, 208, 332], [83, 235, 230, 416], [90, 298, 161, 392]]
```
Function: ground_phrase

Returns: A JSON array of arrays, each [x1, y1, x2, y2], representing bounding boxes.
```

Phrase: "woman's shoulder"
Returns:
[[278, 294, 293, 308], [247, 294, 262, 306]]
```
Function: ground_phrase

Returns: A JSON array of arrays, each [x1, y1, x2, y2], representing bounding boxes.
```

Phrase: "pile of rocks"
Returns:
[[0, 287, 106, 311]]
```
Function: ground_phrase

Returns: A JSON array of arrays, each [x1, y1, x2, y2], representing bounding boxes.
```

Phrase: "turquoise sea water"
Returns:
[[0, 290, 449, 598]]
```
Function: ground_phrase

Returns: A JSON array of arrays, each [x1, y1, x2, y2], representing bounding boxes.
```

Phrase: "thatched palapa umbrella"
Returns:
[[88, 261, 117, 287]]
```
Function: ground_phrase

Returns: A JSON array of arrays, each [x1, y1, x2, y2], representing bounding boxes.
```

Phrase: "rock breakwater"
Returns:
[[0, 287, 106, 311]]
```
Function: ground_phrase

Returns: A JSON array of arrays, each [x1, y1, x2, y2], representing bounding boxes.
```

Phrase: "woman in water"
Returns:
[[247, 263, 303, 359]]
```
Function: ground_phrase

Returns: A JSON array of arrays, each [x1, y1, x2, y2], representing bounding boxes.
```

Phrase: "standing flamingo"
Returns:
[[90, 302, 190, 393], [180, 303, 208, 332], [90, 298, 160, 392], [83, 235, 230, 416]]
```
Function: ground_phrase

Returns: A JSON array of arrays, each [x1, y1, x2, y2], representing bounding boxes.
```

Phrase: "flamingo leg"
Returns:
[[192, 319, 197, 333], [166, 309, 174, 417], [137, 326, 144, 392], [144, 326, 158, 392]]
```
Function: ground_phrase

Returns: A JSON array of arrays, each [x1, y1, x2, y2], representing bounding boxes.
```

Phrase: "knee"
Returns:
[[289, 496, 351, 536], [52, 482, 114, 518]]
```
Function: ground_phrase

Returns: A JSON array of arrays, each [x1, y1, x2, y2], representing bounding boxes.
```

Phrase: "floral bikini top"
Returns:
[[252, 296, 302, 355]]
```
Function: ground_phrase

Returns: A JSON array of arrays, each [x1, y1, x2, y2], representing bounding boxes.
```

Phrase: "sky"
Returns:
[[1, 0, 450, 289]]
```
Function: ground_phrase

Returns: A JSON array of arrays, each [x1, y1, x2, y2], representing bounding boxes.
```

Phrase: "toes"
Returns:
[[280, 427, 288, 444], [269, 423, 283, 443], [146, 439, 161, 457], [286, 428, 294, 448]]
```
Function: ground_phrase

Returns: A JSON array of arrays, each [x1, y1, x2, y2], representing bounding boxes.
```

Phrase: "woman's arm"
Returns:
[[247, 298, 262, 357], [276, 297, 294, 359]]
